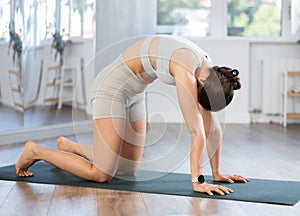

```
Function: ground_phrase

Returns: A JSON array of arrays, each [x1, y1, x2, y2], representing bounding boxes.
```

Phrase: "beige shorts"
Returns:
[[90, 55, 148, 122]]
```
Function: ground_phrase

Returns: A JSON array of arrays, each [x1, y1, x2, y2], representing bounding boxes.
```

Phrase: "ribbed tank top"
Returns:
[[139, 35, 212, 85]]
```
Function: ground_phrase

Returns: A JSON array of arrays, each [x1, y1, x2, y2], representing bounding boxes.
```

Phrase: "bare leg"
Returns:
[[56, 136, 94, 160], [15, 140, 111, 182], [15, 118, 126, 182], [117, 118, 146, 175]]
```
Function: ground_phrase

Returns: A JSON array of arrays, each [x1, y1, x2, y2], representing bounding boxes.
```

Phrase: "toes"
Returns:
[[25, 170, 33, 177], [17, 169, 34, 177]]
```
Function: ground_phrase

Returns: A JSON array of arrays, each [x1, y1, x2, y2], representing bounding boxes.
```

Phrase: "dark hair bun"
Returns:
[[213, 66, 241, 90], [232, 74, 241, 90]]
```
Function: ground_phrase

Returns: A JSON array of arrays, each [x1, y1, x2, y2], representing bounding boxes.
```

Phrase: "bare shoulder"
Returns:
[[170, 48, 199, 79]]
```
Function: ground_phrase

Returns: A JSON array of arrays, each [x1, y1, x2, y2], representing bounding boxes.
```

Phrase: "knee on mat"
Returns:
[[90, 167, 113, 183]]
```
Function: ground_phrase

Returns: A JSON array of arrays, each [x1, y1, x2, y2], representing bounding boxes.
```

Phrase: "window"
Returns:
[[70, 0, 82, 37], [24, 0, 56, 46], [0, 0, 10, 41], [291, 0, 300, 35], [13, 0, 25, 41], [227, 0, 282, 37], [24, 0, 35, 46], [156, 0, 299, 39], [36, 0, 47, 45], [45, 0, 56, 40], [34, 0, 56, 45], [157, 0, 212, 37], [60, 0, 70, 37], [21, 0, 94, 45], [60, 0, 94, 38], [83, 0, 94, 38]]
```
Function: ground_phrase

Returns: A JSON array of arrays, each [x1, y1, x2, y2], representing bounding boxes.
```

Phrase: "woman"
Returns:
[[16, 35, 249, 196]]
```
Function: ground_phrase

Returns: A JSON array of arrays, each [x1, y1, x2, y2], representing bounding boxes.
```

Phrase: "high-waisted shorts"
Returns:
[[90, 54, 149, 122]]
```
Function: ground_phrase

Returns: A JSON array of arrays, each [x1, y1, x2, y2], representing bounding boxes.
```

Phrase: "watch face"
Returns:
[[198, 175, 205, 183]]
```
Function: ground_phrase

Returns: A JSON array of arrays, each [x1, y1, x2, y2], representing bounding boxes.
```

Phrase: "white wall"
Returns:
[[250, 42, 300, 111], [95, 0, 157, 52], [0, 42, 20, 108]]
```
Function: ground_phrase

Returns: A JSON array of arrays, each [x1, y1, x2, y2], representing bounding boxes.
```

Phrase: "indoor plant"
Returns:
[[51, 31, 72, 65], [8, 22, 22, 71]]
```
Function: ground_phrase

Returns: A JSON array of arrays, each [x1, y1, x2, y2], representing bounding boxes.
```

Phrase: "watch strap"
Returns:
[[192, 175, 205, 183]]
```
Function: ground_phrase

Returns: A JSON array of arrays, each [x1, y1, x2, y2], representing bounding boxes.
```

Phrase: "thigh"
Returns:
[[93, 118, 126, 177], [117, 118, 146, 175], [121, 94, 147, 161]]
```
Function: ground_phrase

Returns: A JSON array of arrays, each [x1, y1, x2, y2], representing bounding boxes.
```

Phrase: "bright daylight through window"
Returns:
[[227, 0, 282, 36], [157, 0, 288, 37], [291, 0, 300, 35], [157, 0, 212, 37]]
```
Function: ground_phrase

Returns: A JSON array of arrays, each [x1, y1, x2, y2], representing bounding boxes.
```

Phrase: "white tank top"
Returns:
[[140, 35, 212, 85]]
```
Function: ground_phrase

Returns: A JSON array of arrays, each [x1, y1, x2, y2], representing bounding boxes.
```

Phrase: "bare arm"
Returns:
[[173, 65, 234, 195], [200, 109, 223, 177], [171, 50, 206, 178], [175, 74, 206, 179], [171, 53, 229, 196], [201, 108, 250, 184], [171, 50, 246, 195]]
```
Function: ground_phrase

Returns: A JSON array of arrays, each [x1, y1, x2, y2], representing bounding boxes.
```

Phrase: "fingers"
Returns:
[[232, 175, 250, 183], [194, 183, 234, 196], [206, 185, 233, 196], [205, 189, 214, 196], [224, 177, 235, 184], [213, 185, 233, 196]]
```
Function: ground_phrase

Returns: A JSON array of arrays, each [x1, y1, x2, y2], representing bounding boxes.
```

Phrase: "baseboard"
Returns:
[[0, 120, 93, 146]]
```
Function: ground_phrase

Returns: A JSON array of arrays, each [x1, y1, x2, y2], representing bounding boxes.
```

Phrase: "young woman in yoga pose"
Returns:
[[16, 35, 249, 196]]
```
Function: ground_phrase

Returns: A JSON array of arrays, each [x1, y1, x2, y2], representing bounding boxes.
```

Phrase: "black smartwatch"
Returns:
[[192, 175, 205, 184]]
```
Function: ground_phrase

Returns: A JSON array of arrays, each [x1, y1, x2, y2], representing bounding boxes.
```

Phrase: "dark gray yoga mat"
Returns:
[[0, 162, 299, 206]]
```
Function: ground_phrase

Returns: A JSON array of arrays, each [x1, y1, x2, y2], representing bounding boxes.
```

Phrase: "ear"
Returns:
[[196, 77, 204, 88]]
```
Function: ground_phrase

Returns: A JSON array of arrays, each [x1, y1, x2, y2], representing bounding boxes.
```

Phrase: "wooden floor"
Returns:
[[0, 123, 300, 215]]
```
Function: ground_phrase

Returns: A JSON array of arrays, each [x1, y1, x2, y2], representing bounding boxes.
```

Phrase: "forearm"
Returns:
[[190, 131, 206, 178], [206, 127, 222, 177]]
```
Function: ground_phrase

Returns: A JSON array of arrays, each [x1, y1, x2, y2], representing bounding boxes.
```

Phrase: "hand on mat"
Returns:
[[213, 173, 249, 184], [193, 183, 233, 196]]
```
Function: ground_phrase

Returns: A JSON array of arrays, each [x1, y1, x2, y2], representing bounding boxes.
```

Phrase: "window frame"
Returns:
[[8, 0, 94, 47], [52, 0, 94, 43], [156, 0, 299, 41]]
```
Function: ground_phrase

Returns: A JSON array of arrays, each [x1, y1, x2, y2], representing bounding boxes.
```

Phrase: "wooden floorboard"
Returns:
[[47, 186, 98, 216], [0, 123, 299, 215]]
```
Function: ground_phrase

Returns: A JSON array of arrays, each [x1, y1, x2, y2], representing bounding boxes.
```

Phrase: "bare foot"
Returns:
[[56, 136, 90, 160], [56, 136, 78, 154], [15, 141, 39, 177]]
